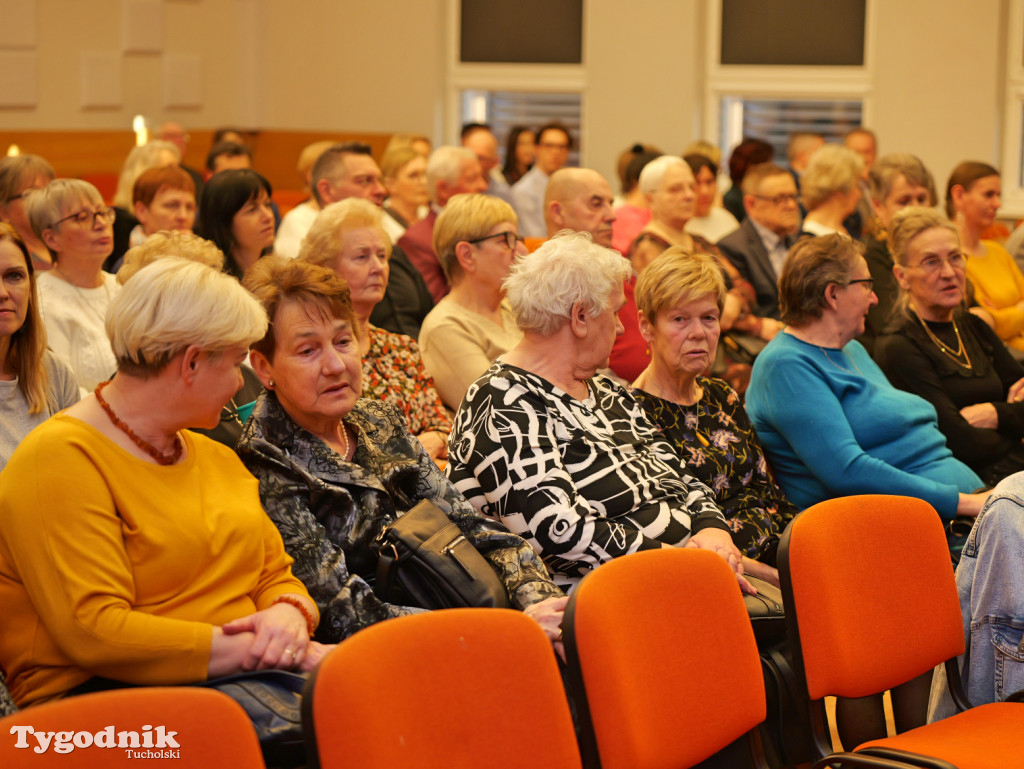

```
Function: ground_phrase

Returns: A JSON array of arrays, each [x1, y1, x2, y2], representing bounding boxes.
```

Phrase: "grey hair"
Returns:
[[427, 146, 477, 192], [25, 178, 105, 245], [504, 230, 631, 336], [298, 197, 392, 268], [638, 155, 686, 196], [800, 144, 864, 211]]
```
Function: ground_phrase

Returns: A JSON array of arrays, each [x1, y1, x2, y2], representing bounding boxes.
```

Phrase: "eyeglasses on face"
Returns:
[[51, 206, 116, 229], [911, 254, 966, 274], [846, 278, 875, 292], [467, 231, 524, 250], [753, 192, 799, 206]]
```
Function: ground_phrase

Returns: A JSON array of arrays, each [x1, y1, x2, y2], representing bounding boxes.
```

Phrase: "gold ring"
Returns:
[[283, 649, 295, 656]]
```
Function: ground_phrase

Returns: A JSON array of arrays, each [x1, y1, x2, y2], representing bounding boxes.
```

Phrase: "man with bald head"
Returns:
[[537, 168, 645, 382], [543, 167, 616, 247]]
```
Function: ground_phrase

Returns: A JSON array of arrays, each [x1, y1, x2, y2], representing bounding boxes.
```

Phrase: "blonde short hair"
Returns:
[[433, 193, 517, 282], [635, 247, 725, 324], [107, 258, 267, 377], [800, 145, 865, 211], [113, 140, 180, 209], [298, 198, 392, 268], [504, 230, 631, 336], [117, 231, 226, 284]]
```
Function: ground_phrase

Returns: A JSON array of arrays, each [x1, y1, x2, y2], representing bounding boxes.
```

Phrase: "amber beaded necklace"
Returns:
[[94, 381, 183, 465]]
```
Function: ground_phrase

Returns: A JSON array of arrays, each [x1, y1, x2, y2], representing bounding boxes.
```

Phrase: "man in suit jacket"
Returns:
[[716, 163, 801, 321]]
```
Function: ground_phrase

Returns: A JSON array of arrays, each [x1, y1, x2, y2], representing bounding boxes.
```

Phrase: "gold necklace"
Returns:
[[821, 346, 862, 376], [912, 309, 972, 370]]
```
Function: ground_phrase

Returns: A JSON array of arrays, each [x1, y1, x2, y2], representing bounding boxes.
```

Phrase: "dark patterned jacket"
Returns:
[[236, 393, 561, 643], [447, 363, 730, 591]]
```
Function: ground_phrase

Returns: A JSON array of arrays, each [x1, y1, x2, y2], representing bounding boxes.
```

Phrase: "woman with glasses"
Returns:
[[0, 154, 55, 272], [876, 209, 1024, 486], [298, 198, 452, 461], [418, 194, 525, 410], [26, 179, 119, 394], [746, 233, 990, 520]]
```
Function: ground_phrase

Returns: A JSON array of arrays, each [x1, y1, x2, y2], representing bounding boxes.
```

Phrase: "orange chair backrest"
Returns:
[[305, 608, 581, 769], [567, 548, 766, 769], [0, 687, 264, 768], [783, 495, 964, 700]]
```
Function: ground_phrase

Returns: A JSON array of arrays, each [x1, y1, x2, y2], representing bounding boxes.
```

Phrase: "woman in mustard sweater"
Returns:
[[0, 258, 323, 708], [947, 162, 1024, 351]]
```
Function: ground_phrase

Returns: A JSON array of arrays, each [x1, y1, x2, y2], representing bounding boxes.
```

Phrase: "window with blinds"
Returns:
[[719, 97, 863, 168], [460, 89, 582, 167]]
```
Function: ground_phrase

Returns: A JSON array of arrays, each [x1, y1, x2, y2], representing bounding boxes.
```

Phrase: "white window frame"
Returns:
[[1001, 0, 1024, 218], [702, 0, 877, 156], [443, 0, 587, 153]]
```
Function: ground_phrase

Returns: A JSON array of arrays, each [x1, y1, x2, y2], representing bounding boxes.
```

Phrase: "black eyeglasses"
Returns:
[[846, 278, 875, 292], [50, 206, 116, 229], [467, 231, 524, 250]]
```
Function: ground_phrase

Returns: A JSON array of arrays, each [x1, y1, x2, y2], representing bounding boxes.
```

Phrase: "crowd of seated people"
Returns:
[[5, 119, 1024, 742]]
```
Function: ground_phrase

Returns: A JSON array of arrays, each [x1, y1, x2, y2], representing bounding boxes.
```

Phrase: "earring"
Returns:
[[268, 379, 275, 388]]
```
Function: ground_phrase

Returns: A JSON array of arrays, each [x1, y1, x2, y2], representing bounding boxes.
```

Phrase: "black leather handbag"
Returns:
[[372, 499, 511, 610], [201, 669, 307, 768]]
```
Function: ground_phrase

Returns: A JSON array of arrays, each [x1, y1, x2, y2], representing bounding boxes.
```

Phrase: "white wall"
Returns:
[[870, 0, 1003, 201], [1, 0, 1010, 202]]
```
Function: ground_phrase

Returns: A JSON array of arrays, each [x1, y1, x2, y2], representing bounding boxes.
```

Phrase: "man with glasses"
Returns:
[[717, 162, 801, 321], [398, 146, 488, 303], [512, 123, 573, 239]]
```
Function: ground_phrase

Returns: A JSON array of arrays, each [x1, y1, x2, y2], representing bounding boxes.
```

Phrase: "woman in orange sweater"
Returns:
[[0, 257, 323, 707]]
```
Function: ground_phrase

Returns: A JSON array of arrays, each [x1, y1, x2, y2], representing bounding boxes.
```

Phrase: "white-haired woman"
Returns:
[[800, 144, 865, 238], [446, 232, 749, 594], [419, 193, 526, 410], [0, 258, 324, 709], [628, 155, 771, 344], [26, 179, 119, 394], [299, 198, 451, 460]]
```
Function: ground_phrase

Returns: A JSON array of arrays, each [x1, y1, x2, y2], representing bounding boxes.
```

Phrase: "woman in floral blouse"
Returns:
[[631, 247, 797, 584], [299, 198, 451, 461]]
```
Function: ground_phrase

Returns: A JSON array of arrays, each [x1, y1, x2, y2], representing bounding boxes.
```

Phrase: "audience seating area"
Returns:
[[6, 498, 1022, 769]]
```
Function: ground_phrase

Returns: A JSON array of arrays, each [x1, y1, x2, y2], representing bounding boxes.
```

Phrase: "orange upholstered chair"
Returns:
[[779, 494, 1024, 769], [563, 548, 773, 769], [302, 608, 580, 769], [0, 687, 264, 768]]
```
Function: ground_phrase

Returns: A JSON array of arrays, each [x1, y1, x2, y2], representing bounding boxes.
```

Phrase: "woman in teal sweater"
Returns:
[[746, 234, 989, 519]]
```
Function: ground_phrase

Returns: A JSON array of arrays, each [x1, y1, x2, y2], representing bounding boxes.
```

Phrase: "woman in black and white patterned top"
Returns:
[[446, 231, 750, 593]]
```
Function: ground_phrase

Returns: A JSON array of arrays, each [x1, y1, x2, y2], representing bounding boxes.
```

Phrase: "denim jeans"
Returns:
[[928, 471, 1024, 722]]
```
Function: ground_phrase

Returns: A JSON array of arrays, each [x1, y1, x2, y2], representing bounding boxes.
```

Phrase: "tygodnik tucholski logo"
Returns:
[[9, 723, 181, 758]]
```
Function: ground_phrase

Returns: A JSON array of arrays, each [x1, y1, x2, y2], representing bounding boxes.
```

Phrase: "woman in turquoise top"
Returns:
[[746, 234, 989, 519]]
